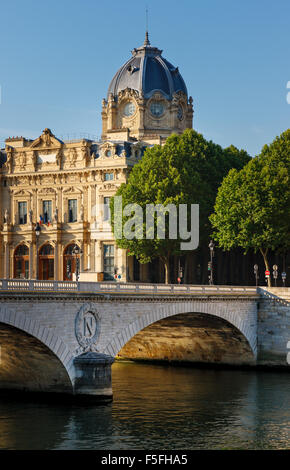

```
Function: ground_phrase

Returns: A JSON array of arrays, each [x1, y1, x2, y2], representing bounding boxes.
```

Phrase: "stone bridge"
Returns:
[[0, 280, 289, 401]]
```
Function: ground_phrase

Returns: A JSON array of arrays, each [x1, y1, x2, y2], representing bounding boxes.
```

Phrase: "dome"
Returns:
[[107, 33, 188, 101]]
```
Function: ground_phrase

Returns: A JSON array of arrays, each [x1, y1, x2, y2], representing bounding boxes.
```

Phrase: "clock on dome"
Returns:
[[123, 102, 136, 117]]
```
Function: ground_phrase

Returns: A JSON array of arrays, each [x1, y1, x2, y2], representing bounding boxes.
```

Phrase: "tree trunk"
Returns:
[[163, 257, 171, 284], [260, 248, 271, 287], [184, 255, 188, 284]]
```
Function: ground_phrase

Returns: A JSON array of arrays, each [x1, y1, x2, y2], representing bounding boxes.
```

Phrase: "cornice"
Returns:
[[0, 292, 259, 303]]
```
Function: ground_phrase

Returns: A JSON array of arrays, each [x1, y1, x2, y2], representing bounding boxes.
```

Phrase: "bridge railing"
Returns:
[[0, 279, 258, 295]]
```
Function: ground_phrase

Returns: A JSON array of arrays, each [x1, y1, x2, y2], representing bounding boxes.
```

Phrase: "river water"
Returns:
[[0, 362, 289, 450]]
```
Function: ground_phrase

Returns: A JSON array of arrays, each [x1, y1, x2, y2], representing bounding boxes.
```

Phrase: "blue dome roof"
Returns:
[[107, 33, 188, 100]]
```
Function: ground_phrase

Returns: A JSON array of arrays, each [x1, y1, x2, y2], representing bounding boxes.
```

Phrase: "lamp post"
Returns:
[[254, 264, 259, 287], [177, 258, 183, 284], [273, 265, 278, 287], [72, 245, 83, 282], [208, 240, 215, 285], [66, 261, 71, 280], [35, 222, 41, 279]]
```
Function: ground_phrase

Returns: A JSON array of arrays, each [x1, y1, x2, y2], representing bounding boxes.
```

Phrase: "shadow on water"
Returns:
[[0, 362, 289, 449]]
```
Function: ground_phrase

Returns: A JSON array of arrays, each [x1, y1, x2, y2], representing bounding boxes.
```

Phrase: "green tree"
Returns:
[[210, 129, 290, 286], [111, 129, 251, 283]]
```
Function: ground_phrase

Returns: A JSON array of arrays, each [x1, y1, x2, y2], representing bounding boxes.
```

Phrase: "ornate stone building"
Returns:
[[0, 34, 193, 281]]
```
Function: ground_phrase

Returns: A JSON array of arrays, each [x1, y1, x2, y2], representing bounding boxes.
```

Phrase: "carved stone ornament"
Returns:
[[75, 303, 100, 352], [4, 209, 9, 224], [118, 87, 139, 102], [18, 152, 26, 169], [6, 147, 13, 172], [30, 128, 62, 148], [99, 142, 115, 159]]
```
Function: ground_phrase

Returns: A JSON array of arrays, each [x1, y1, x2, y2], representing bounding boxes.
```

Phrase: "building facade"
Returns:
[[0, 34, 193, 282]]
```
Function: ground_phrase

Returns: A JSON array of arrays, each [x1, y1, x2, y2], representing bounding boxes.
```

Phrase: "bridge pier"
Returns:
[[73, 352, 115, 402]]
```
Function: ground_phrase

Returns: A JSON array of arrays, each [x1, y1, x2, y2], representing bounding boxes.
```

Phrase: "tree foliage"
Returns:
[[111, 129, 251, 283], [210, 129, 290, 285]]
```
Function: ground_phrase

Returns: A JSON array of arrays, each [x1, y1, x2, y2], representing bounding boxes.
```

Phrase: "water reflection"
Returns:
[[0, 362, 289, 449]]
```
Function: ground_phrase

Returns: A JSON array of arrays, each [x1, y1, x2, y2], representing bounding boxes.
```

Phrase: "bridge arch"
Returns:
[[103, 300, 257, 361], [0, 306, 75, 387]]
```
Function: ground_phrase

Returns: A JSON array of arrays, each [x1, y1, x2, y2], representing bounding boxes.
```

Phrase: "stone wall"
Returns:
[[257, 288, 290, 367]]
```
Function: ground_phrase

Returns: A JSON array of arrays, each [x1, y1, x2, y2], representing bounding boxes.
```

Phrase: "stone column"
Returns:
[[9, 244, 14, 279], [95, 240, 102, 273], [90, 239, 95, 272], [80, 241, 84, 272], [86, 242, 90, 270], [54, 242, 58, 280], [73, 352, 114, 402], [29, 241, 33, 279], [4, 243, 9, 279]]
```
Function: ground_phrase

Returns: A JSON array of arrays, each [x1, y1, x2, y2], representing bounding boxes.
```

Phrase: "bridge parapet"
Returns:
[[0, 279, 258, 297]]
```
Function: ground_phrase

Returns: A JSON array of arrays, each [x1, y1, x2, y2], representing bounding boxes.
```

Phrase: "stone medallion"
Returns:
[[75, 303, 100, 352]]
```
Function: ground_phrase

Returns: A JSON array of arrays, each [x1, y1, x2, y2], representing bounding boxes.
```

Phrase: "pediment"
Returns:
[[63, 186, 83, 194], [30, 128, 62, 149], [38, 187, 56, 195], [14, 189, 32, 197]]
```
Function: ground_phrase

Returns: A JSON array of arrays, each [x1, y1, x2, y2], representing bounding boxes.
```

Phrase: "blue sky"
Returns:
[[0, 0, 289, 156]]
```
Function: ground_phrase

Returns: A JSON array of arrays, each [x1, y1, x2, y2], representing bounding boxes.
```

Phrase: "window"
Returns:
[[15, 245, 29, 256], [104, 197, 111, 221], [39, 244, 54, 280], [150, 102, 164, 117], [39, 244, 54, 256], [14, 244, 29, 279], [103, 244, 114, 280], [68, 199, 77, 223], [43, 200, 52, 223], [18, 202, 27, 225], [104, 172, 113, 181]]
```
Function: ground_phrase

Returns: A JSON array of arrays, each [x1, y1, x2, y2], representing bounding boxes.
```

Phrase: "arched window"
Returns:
[[39, 244, 54, 256], [39, 244, 54, 280], [14, 244, 29, 279], [63, 244, 78, 280], [64, 244, 77, 256], [15, 244, 29, 256]]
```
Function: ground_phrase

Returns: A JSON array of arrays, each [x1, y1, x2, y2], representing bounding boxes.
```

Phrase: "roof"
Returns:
[[107, 33, 188, 101]]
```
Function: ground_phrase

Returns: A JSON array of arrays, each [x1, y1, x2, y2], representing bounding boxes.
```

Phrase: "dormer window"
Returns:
[[150, 102, 164, 117]]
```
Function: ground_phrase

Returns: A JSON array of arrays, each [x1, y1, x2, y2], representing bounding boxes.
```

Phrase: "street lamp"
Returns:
[[254, 264, 259, 287], [35, 222, 41, 279], [72, 245, 83, 282], [177, 258, 183, 284], [208, 240, 215, 285], [66, 261, 71, 280], [273, 265, 278, 287]]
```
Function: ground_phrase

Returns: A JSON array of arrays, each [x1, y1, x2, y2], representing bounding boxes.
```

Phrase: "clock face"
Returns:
[[177, 105, 183, 121], [123, 102, 136, 117], [150, 102, 164, 117]]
